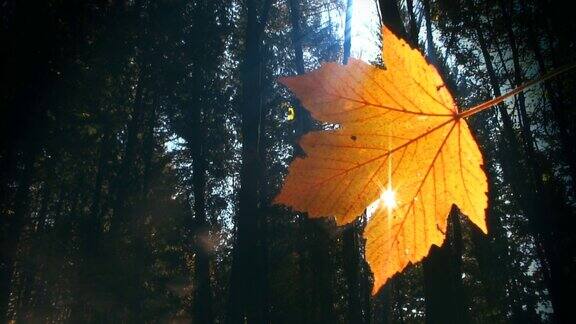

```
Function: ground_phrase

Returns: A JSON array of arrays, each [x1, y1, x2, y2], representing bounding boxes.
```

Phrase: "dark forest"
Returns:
[[1, 0, 575, 323]]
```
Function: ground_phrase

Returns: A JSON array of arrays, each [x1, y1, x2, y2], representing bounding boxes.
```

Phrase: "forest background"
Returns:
[[1, 0, 575, 323]]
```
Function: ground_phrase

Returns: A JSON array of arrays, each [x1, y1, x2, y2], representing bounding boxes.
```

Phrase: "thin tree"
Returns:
[[226, 0, 273, 322]]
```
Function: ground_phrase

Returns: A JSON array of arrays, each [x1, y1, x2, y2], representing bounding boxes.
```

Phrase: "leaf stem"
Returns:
[[458, 62, 576, 119]]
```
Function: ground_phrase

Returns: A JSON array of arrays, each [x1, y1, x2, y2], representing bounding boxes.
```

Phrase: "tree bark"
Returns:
[[109, 68, 145, 232], [226, 1, 272, 323], [343, 0, 353, 64], [423, 211, 470, 324], [188, 78, 214, 324], [287, 1, 309, 322], [422, 0, 436, 63], [406, 0, 419, 46], [379, 0, 406, 40], [340, 1, 367, 322], [342, 224, 363, 323], [309, 220, 338, 324]]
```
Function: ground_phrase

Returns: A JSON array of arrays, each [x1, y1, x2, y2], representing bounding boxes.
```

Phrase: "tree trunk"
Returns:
[[287, 0, 312, 146], [140, 100, 156, 198], [379, 0, 406, 40], [422, 0, 437, 63], [287, 2, 314, 322], [406, 0, 419, 46], [340, 1, 366, 322], [342, 224, 363, 323], [110, 68, 145, 232], [423, 211, 469, 324], [343, 0, 353, 64], [309, 219, 338, 324], [467, 168, 511, 321], [226, 1, 272, 323], [190, 173, 213, 324], [187, 81, 214, 324]]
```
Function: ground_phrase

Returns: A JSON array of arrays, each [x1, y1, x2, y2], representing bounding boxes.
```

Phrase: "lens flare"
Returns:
[[381, 187, 397, 210]]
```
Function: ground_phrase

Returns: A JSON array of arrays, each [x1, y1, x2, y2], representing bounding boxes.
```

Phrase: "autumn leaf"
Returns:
[[275, 26, 488, 294]]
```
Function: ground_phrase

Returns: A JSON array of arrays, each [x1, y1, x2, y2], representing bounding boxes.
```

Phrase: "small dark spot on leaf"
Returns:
[[436, 84, 446, 91], [350, 135, 357, 141]]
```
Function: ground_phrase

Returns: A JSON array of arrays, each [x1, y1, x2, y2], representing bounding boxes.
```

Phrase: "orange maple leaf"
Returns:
[[275, 26, 488, 294]]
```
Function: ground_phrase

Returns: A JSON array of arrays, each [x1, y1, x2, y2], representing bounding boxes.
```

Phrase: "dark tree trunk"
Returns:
[[110, 69, 145, 232], [343, 0, 353, 64], [309, 219, 338, 324], [288, 0, 305, 76], [287, 2, 314, 322], [406, 0, 419, 46], [190, 166, 213, 324], [105, 5, 153, 320], [422, 0, 437, 63], [342, 224, 363, 324], [374, 277, 400, 324], [467, 167, 510, 322], [109, 0, 151, 234], [360, 220, 372, 323], [423, 211, 469, 324], [379, 0, 407, 40], [257, 143, 272, 323], [340, 1, 366, 323], [226, 1, 272, 323], [68, 122, 113, 323], [187, 80, 214, 324], [287, 0, 307, 321], [141, 101, 157, 198], [287, 0, 312, 143]]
